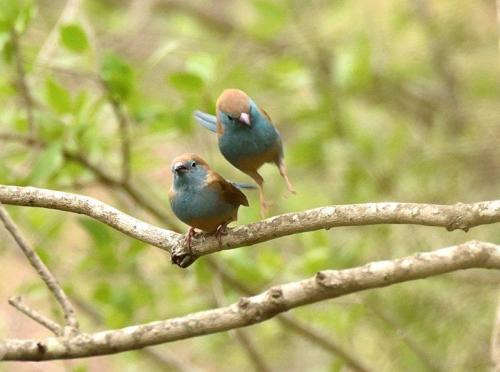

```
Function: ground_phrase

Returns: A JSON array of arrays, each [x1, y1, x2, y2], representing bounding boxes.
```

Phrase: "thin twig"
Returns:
[[70, 295, 203, 372], [411, 0, 465, 132], [207, 257, 371, 372], [212, 274, 272, 372], [8, 296, 63, 336], [368, 303, 440, 371], [0, 131, 176, 227], [101, 79, 132, 182], [10, 29, 36, 136], [0, 202, 79, 331], [1, 240, 499, 361]]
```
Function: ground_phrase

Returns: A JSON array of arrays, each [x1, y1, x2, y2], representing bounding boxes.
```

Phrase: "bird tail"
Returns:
[[230, 182, 257, 190], [193, 110, 217, 132]]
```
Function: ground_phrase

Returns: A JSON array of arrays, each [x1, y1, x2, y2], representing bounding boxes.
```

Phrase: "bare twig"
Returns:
[[0, 202, 79, 331], [212, 275, 272, 372], [8, 296, 63, 336], [101, 80, 132, 182], [0, 240, 499, 361], [0, 185, 499, 267], [35, 0, 82, 66], [411, 0, 465, 132], [10, 29, 36, 135], [70, 295, 203, 372], [368, 304, 439, 371], [208, 258, 371, 372], [0, 132, 176, 227]]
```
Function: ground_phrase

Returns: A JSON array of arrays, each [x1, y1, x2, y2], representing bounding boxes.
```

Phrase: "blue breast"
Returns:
[[219, 100, 281, 164], [171, 185, 234, 225]]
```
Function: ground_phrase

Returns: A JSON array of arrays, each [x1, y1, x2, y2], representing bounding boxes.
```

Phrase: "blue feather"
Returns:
[[194, 110, 217, 133], [230, 182, 257, 190]]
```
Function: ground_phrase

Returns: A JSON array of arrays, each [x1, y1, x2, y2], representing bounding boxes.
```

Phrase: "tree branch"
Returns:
[[0, 202, 79, 332], [0, 184, 499, 267], [8, 296, 63, 336], [101, 80, 132, 183], [212, 274, 272, 372], [0, 240, 498, 361], [10, 29, 36, 135], [207, 257, 372, 372], [0, 132, 176, 227]]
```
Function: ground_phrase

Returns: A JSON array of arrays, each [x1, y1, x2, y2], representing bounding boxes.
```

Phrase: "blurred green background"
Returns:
[[0, 0, 499, 371]]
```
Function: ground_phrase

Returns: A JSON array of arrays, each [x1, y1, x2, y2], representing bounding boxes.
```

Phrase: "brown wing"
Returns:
[[207, 171, 249, 207]]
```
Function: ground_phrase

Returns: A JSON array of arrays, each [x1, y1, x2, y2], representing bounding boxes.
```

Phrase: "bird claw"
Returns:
[[214, 224, 230, 248], [171, 227, 198, 268]]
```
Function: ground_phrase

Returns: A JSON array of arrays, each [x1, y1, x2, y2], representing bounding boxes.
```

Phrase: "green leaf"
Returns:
[[27, 142, 64, 184], [45, 78, 72, 113], [0, 0, 35, 32], [167, 71, 204, 93], [14, 0, 36, 34], [59, 23, 89, 53], [100, 53, 134, 101]]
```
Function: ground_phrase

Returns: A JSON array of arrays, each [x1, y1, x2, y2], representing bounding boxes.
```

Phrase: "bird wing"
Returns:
[[207, 172, 249, 207], [193, 110, 217, 132]]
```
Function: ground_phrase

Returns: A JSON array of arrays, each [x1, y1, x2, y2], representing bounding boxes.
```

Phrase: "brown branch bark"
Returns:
[[0, 184, 499, 267], [0, 202, 79, 332], [0, 240, 498, 361]]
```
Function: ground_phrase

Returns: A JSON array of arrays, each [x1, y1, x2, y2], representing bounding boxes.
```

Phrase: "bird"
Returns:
[[194, 88, 295, 217], [169, 153, 252, 253]]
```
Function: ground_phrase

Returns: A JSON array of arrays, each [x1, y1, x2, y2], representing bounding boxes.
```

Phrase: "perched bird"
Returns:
[[194, 89, 295, 216], [169, 153, 251, 252]]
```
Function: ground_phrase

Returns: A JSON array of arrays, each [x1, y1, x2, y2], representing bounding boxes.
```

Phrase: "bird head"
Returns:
[[216, 89, 252, 128], [171, 153, 209, 187]]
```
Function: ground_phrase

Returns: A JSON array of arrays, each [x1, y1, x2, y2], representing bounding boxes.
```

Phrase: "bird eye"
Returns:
[[191, 161, 196, 167]]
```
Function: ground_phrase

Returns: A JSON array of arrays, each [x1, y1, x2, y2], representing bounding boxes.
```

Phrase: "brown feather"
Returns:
[[206, 171, 249, 207], [216, 89, 250, 118]]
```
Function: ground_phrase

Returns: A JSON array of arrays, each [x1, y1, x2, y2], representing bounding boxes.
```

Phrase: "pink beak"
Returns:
[[239, 112, 251, 126]]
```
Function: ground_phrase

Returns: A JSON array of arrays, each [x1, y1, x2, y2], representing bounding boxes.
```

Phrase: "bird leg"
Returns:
[[277, 160, 296, 196], [184, 227, 197, 255], [247, 171, 269, 218], [214, 222, 230, 248]]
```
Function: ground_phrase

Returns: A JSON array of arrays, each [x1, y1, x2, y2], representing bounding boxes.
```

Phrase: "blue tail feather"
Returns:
[[230, 182, 257, 190], [193, 110, 217, 133]]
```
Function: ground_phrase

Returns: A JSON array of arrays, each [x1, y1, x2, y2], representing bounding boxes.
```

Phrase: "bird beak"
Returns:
[[239, 112, 251, 126], [173, 162, 188, 174]]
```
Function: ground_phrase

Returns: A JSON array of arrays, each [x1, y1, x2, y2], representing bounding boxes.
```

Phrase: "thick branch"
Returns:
[[0, 240, 498, 361], [207, 257, 371, 372], [0, 185, 499, 267], [0, 203, 79, 330]]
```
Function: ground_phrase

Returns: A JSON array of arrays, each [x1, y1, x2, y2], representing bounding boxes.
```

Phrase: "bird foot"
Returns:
[[260, 200, 274, 218], [171, 228, 198, 268], [214, 224, 229, 248]]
